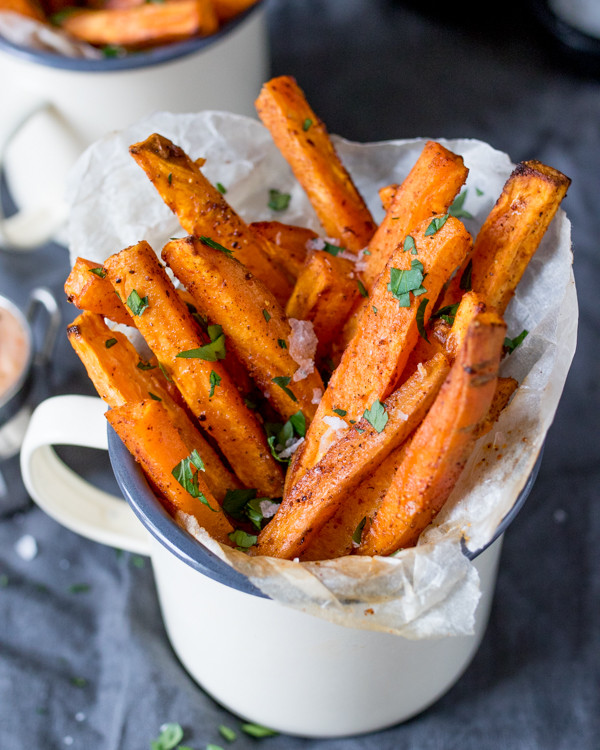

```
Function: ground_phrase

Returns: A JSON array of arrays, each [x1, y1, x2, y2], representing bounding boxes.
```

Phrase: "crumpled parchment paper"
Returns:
[[66, 110, 577, 638], [0, 12, 102, 57]]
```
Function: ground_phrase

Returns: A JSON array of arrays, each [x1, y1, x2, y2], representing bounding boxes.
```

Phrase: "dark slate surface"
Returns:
[[1, 1, 598, 747]]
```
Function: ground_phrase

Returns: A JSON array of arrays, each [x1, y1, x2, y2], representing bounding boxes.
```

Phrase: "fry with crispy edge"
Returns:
[[357, 311, 506, 556], [162, 235, 324, 422], [255, 75, 377, 252], [284, 249, 362, 363], [129, 133, 292, 306], [58, 0, 218, 48], [441, 160, 571, 314], [287, 214, 472, 489], [0, 0, 45, 20], [67, 310, 241, 501], [256, 352, 449, 559], [65, 257, 134, 327], [103, 240, 284, 496], [106, 399, 234, 544]]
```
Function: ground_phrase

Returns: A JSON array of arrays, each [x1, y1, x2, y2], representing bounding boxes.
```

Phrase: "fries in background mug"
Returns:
[[65, 75, 571, 560]]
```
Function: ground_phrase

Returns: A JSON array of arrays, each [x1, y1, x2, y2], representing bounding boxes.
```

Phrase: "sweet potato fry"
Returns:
[[356, 311, 506, 556], [284, 249, 362, 363], [300, 446, 409, 562], [249, 220, 317, 281], [0, 0, 45, 21], [256, 352, 449, 559], [210, 0, 259, 23], [287, 214, 472, 487], [361, 140, 469, 292], [129, 133, 292, 306], [103, 240, 284, 496], [67, 310, 241, 501], [65, 257, 133, 327], [106, 399, 234, 544], [441, 160, 571, 313], [255, 75, 377, 252], [58, 0, 218, 48], [162, 235, 324, 422]]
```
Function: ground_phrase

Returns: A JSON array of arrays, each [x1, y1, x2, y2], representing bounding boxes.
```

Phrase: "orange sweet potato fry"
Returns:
[[67, 310, 241, 501], [357, 311, 506, 556], [284, 249, 362, 363], [441, 160, 571, 314], [210, 0, 259, 23], [255, 75, 377, 252], [361, 140, 469, 292], [256, 352, 449, 559], [103, 240, 284, 497], [287, 214, 472, 488], [58, 0, 218, 48], [162, 235, 324, 422], [65, 257, 133, 327], [106, 399, 234, 544], [129, 133, 293, 306], [0, 0, 45, 21]]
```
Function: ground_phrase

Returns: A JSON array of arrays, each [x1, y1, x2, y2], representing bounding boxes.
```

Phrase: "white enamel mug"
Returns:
[[0, 3, 267, 251], [20, 393, 539, 738]]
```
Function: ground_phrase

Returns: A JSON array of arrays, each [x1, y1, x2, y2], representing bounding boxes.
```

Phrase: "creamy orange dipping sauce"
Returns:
[[0, 306, 29, 400]]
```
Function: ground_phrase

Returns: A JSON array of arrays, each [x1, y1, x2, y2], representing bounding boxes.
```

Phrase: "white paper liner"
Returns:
[[0, 12, 103, 58], [65, 110, 577, 638]]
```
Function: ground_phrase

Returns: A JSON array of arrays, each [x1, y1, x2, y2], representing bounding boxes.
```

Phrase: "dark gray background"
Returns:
[[1, 0, 598, 747]]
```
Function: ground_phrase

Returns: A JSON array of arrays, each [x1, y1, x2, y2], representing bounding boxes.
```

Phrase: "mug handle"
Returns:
[[20, 394, 151, 555], [0, 100, 70, 251]]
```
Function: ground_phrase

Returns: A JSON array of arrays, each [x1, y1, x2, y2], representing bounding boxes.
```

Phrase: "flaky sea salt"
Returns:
[[276, 436, 305, 461], [312, 388, 323, 405], [288, 319, 318, 381], [259, 499, 280, 519], [15, 534, 37, 561]]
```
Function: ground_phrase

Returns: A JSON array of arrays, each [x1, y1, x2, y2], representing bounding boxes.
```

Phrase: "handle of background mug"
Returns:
[[20, 394, 151, 555], [0, 100, 70, 251]]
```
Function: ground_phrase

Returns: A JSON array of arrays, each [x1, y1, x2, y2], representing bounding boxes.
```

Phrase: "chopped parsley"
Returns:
[[403, 235, 417, 254], [272, 375, 297, 402], [352, 516, 367, 545], [262, 309, 271, 322], [105, 337, 117, 349], [504, 329, 529, 354], [171, 450, 217, 511], [89, 267, 106, 278], [424, 213, 449, 236], [148, 392, 162, 401], [332, 407, 347, 417], [209, 370, 221, 397], [216, 182, 227, 194], [356, 279, 368, 297], [449, 190, 473, 219], [323, 241, 344, 256], [177, 325, 226, 362], [241, 723, 278, 738], [265, 410, 306, 463], [302, 117, 313, 131], [387, 260, 427, 307], [125, 289, 149, 316], [433, 302, 460, 325], [228, 529, 258, 549], [136, 360, 155, 370], [200, 235, 233, 256], [223, 488, 280, 531], [363, 400, 388, 433], [218, 724, 237, 742], [167, 172, 172, 185], [460, 259, 473, 291], [68, 583, 91, 594], [416, 297, 430, 341], [268, 189, 291, 211], [278, 338, 287, 349], [150, 723, 184, 750]]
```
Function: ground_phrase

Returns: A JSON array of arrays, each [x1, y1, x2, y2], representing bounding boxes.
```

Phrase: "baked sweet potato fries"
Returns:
[[65, 75, 570, 557], [0, 0, 259, 52]]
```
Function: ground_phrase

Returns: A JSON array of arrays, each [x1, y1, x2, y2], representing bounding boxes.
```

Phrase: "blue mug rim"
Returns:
[[0, 2, 262, 72], [107, 425, 542, 598]]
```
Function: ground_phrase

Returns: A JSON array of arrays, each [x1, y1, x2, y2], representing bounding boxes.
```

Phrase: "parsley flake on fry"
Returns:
[[171, 450, 217, 511], [403, 235, 417, 254], [363, 400, 388, 433], [105, 338, 117, 349], [433, 302, 460, 325], [89, 267, 106, 278], [125, 289, 149, 316], [302, 117, 313, 131], [209, 370, 221, 397], [263, 309, 271, 322], [416, 297, 430, 341], [387, 260, 427, 307], [323, 240, 344, 256], [356, 279, 368, 297], [424, 213, 449, 235], [200, 235, 234, 256], [272, 375, 297, 401], [229, 529, 258, 549], [460, 259, 473, 291], [176, 327, 226, 362]]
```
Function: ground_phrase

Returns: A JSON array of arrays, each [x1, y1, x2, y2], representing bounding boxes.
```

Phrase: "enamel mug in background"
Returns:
[[0, 3, 267, 251], [20, 394, 540, 738]]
